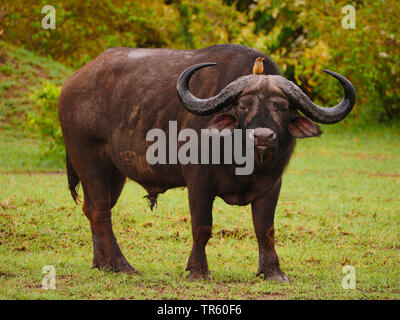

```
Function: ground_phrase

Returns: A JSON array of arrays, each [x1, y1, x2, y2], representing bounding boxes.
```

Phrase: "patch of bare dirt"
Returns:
[[372, 172, 400, 178], [295, 150, 391, 161], [216, 228, 254, 240], [0, 270, 15, 278], [0, 199, 16, 210], [341, 152, 391, 161]]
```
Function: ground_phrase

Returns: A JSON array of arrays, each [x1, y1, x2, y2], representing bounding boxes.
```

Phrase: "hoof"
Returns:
[[187, 270, 213, 281], [265, 272, 289, 282], [117, 267, 140, 275], [92, 261, 139, 275], [257, 270, 289, 283]]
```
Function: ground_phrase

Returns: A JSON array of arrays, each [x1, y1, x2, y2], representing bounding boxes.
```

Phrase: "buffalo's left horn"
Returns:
[[176, 62, 253, 115], [276, 70, 356, 124]]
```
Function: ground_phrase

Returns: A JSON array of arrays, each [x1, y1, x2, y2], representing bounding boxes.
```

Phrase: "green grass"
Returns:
[[0, 132, 64, 173], [1, 125, 399, 299]]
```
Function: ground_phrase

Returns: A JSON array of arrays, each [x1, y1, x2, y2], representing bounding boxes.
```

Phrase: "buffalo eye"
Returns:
[[273, 100, 289, 113], [238, 96, 254, 110]]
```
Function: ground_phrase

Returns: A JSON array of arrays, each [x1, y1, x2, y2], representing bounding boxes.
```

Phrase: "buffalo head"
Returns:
[[176, 62, 356, 162]]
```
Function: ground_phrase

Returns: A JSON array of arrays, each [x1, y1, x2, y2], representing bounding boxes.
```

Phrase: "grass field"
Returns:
[[1, 125, 399, 300]]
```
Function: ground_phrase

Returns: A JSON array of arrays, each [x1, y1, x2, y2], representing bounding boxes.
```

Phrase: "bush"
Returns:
[[1, 0, 250, 68], [27, 82, 65, 159], [247, 0, 400, 124]]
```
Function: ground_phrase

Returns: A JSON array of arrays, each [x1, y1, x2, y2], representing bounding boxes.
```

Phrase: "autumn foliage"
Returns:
[[1, 0, 399, 123]]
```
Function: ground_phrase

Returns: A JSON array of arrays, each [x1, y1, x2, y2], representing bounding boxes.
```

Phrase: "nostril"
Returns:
[[268, 131, 276, 140], [254, 128, 276, 142]]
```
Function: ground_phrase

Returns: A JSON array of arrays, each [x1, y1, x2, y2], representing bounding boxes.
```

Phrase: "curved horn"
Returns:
[[277, 69, 356, 124], [176, 62, 254, 115]]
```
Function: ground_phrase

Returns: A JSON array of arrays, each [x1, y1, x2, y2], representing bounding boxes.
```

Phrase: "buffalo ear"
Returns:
[[288, 116, 322, 138], [207, 114, 237, 131]]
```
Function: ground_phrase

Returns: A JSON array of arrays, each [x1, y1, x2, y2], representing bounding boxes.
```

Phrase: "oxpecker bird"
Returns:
[[253, 57, 265, 75]]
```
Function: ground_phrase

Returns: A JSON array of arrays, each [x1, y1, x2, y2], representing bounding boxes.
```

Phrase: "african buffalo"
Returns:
[[58, 44, 355, 281]]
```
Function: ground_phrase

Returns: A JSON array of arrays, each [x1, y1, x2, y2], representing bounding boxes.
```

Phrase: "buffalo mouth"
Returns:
[[255, 144, 273, 151], [255, 140, 277, 151], [254, 144, 277, 164]]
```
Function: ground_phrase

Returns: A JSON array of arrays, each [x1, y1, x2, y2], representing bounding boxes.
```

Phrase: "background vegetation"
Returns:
[[0, 0, 399, 300], [1, 0, 399, 127]]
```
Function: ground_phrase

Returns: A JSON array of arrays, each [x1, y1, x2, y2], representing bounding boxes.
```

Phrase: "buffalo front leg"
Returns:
[[251, 179, 289, 282], [185, 187, 214, 280]]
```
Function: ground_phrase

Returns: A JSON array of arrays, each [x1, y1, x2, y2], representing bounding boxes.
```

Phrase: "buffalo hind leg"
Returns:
[[83, 202, 136, 273], [185, 185, 214, 280], [251, 179, 289, 282], [71, 151, 136, 274], [82, 176, 136, 273]]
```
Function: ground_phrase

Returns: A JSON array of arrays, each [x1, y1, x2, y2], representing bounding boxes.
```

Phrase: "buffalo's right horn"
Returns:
[[176, 62, 254, 115]]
